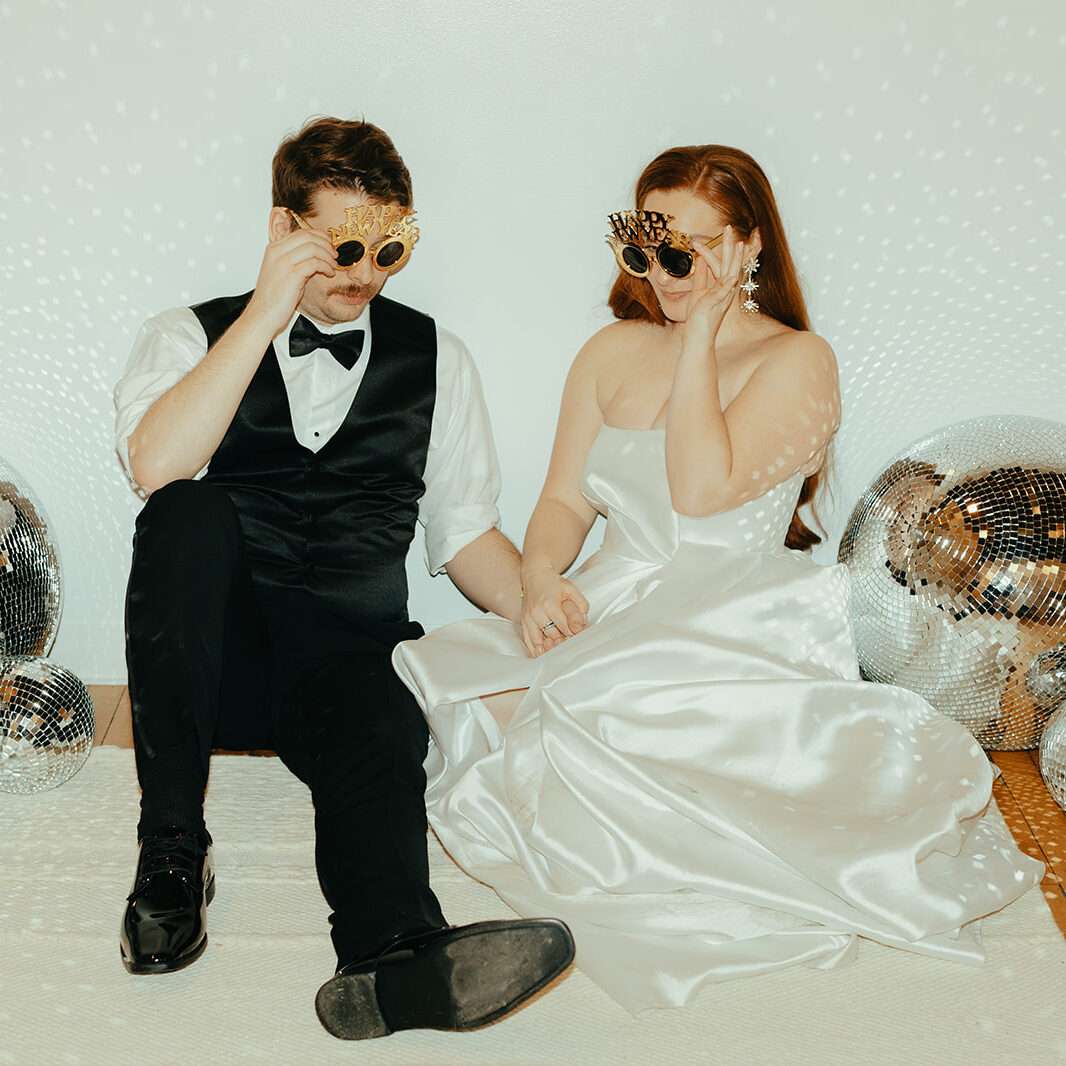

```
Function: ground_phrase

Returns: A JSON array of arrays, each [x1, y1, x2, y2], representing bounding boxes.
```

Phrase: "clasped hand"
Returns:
[[519, 567, 589, 658]]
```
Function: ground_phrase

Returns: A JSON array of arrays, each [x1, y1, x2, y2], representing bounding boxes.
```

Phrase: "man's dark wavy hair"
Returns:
[[271, 117, 412, 214]]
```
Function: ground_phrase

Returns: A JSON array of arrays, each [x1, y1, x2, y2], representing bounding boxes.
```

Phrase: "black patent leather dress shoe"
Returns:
[[120, 827, 215, 975], [314, 918, 575, 1040]]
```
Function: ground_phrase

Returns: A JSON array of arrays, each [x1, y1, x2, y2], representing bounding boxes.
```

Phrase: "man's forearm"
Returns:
[[128, 312, 276, 493], [444, 528, 523, 623]]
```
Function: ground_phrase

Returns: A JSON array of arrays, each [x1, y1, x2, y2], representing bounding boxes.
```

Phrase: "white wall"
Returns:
[[2, 0, 1064, 682]]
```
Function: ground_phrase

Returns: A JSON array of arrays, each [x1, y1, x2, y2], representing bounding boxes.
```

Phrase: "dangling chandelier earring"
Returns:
[[740, 256, 760, 313]]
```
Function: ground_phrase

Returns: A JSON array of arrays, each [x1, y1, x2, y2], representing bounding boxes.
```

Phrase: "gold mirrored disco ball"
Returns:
[[838, 415, 1066, 751], [0, 656, 94, 793], [1039, 704, 1066, 811], [0, 458, 62, 656]]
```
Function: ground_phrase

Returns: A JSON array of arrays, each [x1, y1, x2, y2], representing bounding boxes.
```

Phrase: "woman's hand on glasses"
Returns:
[[245, 224, 339, 338], [683, 225, 749, 346]]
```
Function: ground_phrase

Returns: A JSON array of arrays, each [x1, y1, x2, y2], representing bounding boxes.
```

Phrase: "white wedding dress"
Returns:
[[392, 425, 1043, 1012]]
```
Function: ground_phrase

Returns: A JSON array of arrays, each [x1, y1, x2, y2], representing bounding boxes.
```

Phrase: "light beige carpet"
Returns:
[[3, 748, 1065, 1066]]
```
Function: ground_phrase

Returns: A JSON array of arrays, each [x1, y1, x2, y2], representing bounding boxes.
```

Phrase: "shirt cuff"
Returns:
[[424, 504, 501, 576]]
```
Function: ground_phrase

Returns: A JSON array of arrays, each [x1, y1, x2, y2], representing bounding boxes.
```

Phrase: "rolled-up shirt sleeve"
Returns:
[[113, 307, 208, 491], [419, 327, 502, 576]]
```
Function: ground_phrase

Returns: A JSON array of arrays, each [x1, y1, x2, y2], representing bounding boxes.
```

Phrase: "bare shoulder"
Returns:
[[753, 329, 839, 391], [731, 329, 840, 438], [756, 330, 842, 455]]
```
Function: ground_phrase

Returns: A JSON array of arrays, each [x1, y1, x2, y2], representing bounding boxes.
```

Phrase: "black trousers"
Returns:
[[124, 479, 446, 965]]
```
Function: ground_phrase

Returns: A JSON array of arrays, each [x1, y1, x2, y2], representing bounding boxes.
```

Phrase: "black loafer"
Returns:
[[314, 918, 575, 1040], [120, 827, 215, 975]]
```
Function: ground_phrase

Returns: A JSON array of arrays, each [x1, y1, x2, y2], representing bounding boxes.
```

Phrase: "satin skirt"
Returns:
[[393, 542, 1044, 1012]]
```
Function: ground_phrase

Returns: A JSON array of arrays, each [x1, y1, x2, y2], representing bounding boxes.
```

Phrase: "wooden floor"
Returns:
[[87, 685, 1066, 939], [989, 750, 1066, 936]]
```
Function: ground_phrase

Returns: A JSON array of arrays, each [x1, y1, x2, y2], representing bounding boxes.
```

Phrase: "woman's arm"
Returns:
[[665, 230, 840, 516], [519, 330, 611, 656]]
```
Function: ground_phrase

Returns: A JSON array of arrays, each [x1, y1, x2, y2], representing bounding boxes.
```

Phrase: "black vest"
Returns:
[[191, 291, 437, 628]]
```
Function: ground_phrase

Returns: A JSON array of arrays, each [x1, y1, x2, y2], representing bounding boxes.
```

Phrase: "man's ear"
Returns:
[[267, 206, 296, 243]]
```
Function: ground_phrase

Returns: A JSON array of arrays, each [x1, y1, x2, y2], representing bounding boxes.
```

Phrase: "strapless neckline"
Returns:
[[583, 420, 805, 558]]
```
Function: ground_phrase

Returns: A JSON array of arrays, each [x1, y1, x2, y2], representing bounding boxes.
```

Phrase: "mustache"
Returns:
[[328, 282, 374, 299]]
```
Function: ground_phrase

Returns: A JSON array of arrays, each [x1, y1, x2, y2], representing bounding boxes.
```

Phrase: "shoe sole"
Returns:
[[315, 918, 575, 1040], [121, 874, 216, 975]]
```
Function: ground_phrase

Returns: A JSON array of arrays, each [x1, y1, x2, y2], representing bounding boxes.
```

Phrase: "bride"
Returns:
[[393, 144, 1043, 1012]]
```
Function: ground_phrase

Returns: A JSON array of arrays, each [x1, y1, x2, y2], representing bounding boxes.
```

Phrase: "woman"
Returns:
[[393, 145, 1042, 1013]]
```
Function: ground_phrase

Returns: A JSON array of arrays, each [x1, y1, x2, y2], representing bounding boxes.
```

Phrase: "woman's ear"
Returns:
[[749, 226, 763, 258], [267, 205, 296, 243]]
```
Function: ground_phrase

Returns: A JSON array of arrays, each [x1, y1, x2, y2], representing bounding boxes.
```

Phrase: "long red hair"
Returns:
[[608, 145, 828, 551]]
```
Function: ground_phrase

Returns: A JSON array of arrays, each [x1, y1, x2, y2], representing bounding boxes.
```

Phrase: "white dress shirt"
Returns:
[[114, 303, 502, 575]]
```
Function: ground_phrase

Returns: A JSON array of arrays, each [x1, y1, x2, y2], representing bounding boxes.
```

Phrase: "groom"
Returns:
[[113, 116, 573, 1039]]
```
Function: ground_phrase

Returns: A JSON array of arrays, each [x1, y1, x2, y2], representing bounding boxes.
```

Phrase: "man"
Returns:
[[113, 117, 574, 1040]]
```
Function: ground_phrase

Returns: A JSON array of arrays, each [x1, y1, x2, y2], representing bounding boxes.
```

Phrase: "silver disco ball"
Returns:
[[0, 656, 94, 794], [838, 415, 1066, 751], [1039, 704, 1066, 812], [0, 457, 62, 656]]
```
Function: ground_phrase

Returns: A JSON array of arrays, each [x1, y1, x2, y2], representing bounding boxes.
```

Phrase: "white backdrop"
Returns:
[[2, 0, 1064, 682]]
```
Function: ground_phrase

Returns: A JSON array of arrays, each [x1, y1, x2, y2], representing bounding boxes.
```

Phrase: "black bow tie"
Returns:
[[288, 315, 365, 370]]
